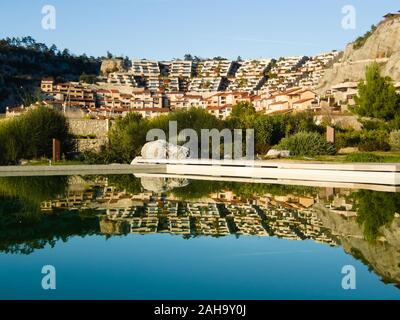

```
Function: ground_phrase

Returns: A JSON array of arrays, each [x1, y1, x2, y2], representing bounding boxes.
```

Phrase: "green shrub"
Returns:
[[275, 132, 336, 156], [253, 112, 322, 152], [389, 130, 400, 151], [360, 119, 390, 131], [359, 130, 390, 152], [345, 153, 383, 163], [336, 130, 390, 152], [0, 106, 74, 165], [336, 131, 361, 149]]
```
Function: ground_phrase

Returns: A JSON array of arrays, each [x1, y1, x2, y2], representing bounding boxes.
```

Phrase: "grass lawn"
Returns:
[[21, 159, 86, 166], [13, 152, 400, 166], [267, 151, 400, 163]]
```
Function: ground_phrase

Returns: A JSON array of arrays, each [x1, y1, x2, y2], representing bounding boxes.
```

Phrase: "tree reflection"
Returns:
[[0, 196, 100, 254], [169, 179, 317, 200], [350, 190, 400, 242], [0, 176, 69, 205], [0, 176, 99, 254]]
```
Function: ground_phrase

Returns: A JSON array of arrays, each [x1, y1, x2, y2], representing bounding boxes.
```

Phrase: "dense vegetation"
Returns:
[[352, 63, 400, 124], [0, 106, 74, 165], [336, 63, 400, 155], [0, 37, 100, 111], [82, 104, 327, 163]]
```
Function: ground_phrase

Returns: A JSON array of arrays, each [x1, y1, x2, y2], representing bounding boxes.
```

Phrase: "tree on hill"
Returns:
[[80, 72, 97, 84], [352, 63, 400, 122], [0, 37, 101, 111], [228, 101, 256, 128], [353, 25, 377, 50], [184, 54, 193, 61]]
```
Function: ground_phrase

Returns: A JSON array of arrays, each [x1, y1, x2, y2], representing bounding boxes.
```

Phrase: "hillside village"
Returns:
[[2, 12, 400, 158], [2, 13, 400, 124], [6, 51, 345, 120]]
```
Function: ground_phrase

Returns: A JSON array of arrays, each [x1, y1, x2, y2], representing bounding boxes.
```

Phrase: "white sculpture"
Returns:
[[266, 149, 291, 158], [140, 139, 189, 160], [140, 177, 189, 193]]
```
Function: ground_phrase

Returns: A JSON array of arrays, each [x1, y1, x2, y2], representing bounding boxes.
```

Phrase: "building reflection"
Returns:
[[39, 176, 342, 246]]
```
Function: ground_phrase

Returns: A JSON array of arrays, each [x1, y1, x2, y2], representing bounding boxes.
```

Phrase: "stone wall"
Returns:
[[69, 119, 110, 139], [69, 119, 111, 153], [315, 114, 362, 131], [75, 138, 105, 153]]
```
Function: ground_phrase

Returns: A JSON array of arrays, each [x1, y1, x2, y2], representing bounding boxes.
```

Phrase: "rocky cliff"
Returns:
[[317, 15, 400, 94], [100, 58, 127, 75]]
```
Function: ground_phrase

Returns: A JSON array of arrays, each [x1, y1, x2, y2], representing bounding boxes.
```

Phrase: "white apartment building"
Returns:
[[169, 60, 193, 78], [188, 77, 223, 92], [131, 59, 160, 76], [197, 60, 233, 77], [107, 72, 138, 87], [228, 59, 272, 92]]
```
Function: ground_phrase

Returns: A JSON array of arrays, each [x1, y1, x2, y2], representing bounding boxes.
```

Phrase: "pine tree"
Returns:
[[352, 63, 400, 121]]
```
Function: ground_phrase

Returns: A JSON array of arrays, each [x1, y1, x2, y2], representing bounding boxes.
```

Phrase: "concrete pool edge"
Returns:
[[0, 160, 399, 187]]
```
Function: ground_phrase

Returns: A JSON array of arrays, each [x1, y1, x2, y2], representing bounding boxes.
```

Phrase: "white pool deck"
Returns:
[[133, 173, 400, 193], [131, 157, 400, 186], [0, 159, 399, 189]]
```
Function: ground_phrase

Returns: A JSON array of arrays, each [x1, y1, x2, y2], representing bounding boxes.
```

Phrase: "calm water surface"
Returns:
[[0, 174, 399, 299]]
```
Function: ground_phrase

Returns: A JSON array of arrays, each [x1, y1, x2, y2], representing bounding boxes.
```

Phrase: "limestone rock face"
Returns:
[[99, 217, 130, 235], [100, 58, 126, 75], [140, 140, 189, 160], [317, 16, 400, 94]]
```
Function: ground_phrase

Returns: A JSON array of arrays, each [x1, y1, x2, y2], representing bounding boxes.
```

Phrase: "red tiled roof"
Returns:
[[269, 109, 293, 114], [132, 108, 170, 112], [207, 104, 233, 111], [288, 89, 316, 96], [292, 98, 315, 104], [269, 101, 289, 106]]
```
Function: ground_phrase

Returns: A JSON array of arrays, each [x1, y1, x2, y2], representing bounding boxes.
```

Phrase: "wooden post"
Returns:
[[326, 126, 335, 144], [52, 139, 61, 162]]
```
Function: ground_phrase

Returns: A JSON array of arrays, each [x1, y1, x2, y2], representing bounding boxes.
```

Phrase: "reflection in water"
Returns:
[[349, 190, 400, 242], [0, 175, 399, 289]]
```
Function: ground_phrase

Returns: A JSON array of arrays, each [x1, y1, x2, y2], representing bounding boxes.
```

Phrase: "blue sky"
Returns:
[[0, 0, 399, 60]]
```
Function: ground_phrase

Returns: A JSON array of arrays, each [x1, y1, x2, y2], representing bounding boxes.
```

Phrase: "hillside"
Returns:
[[317, 13, 400, 94], [0, 37, 101, 112]]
